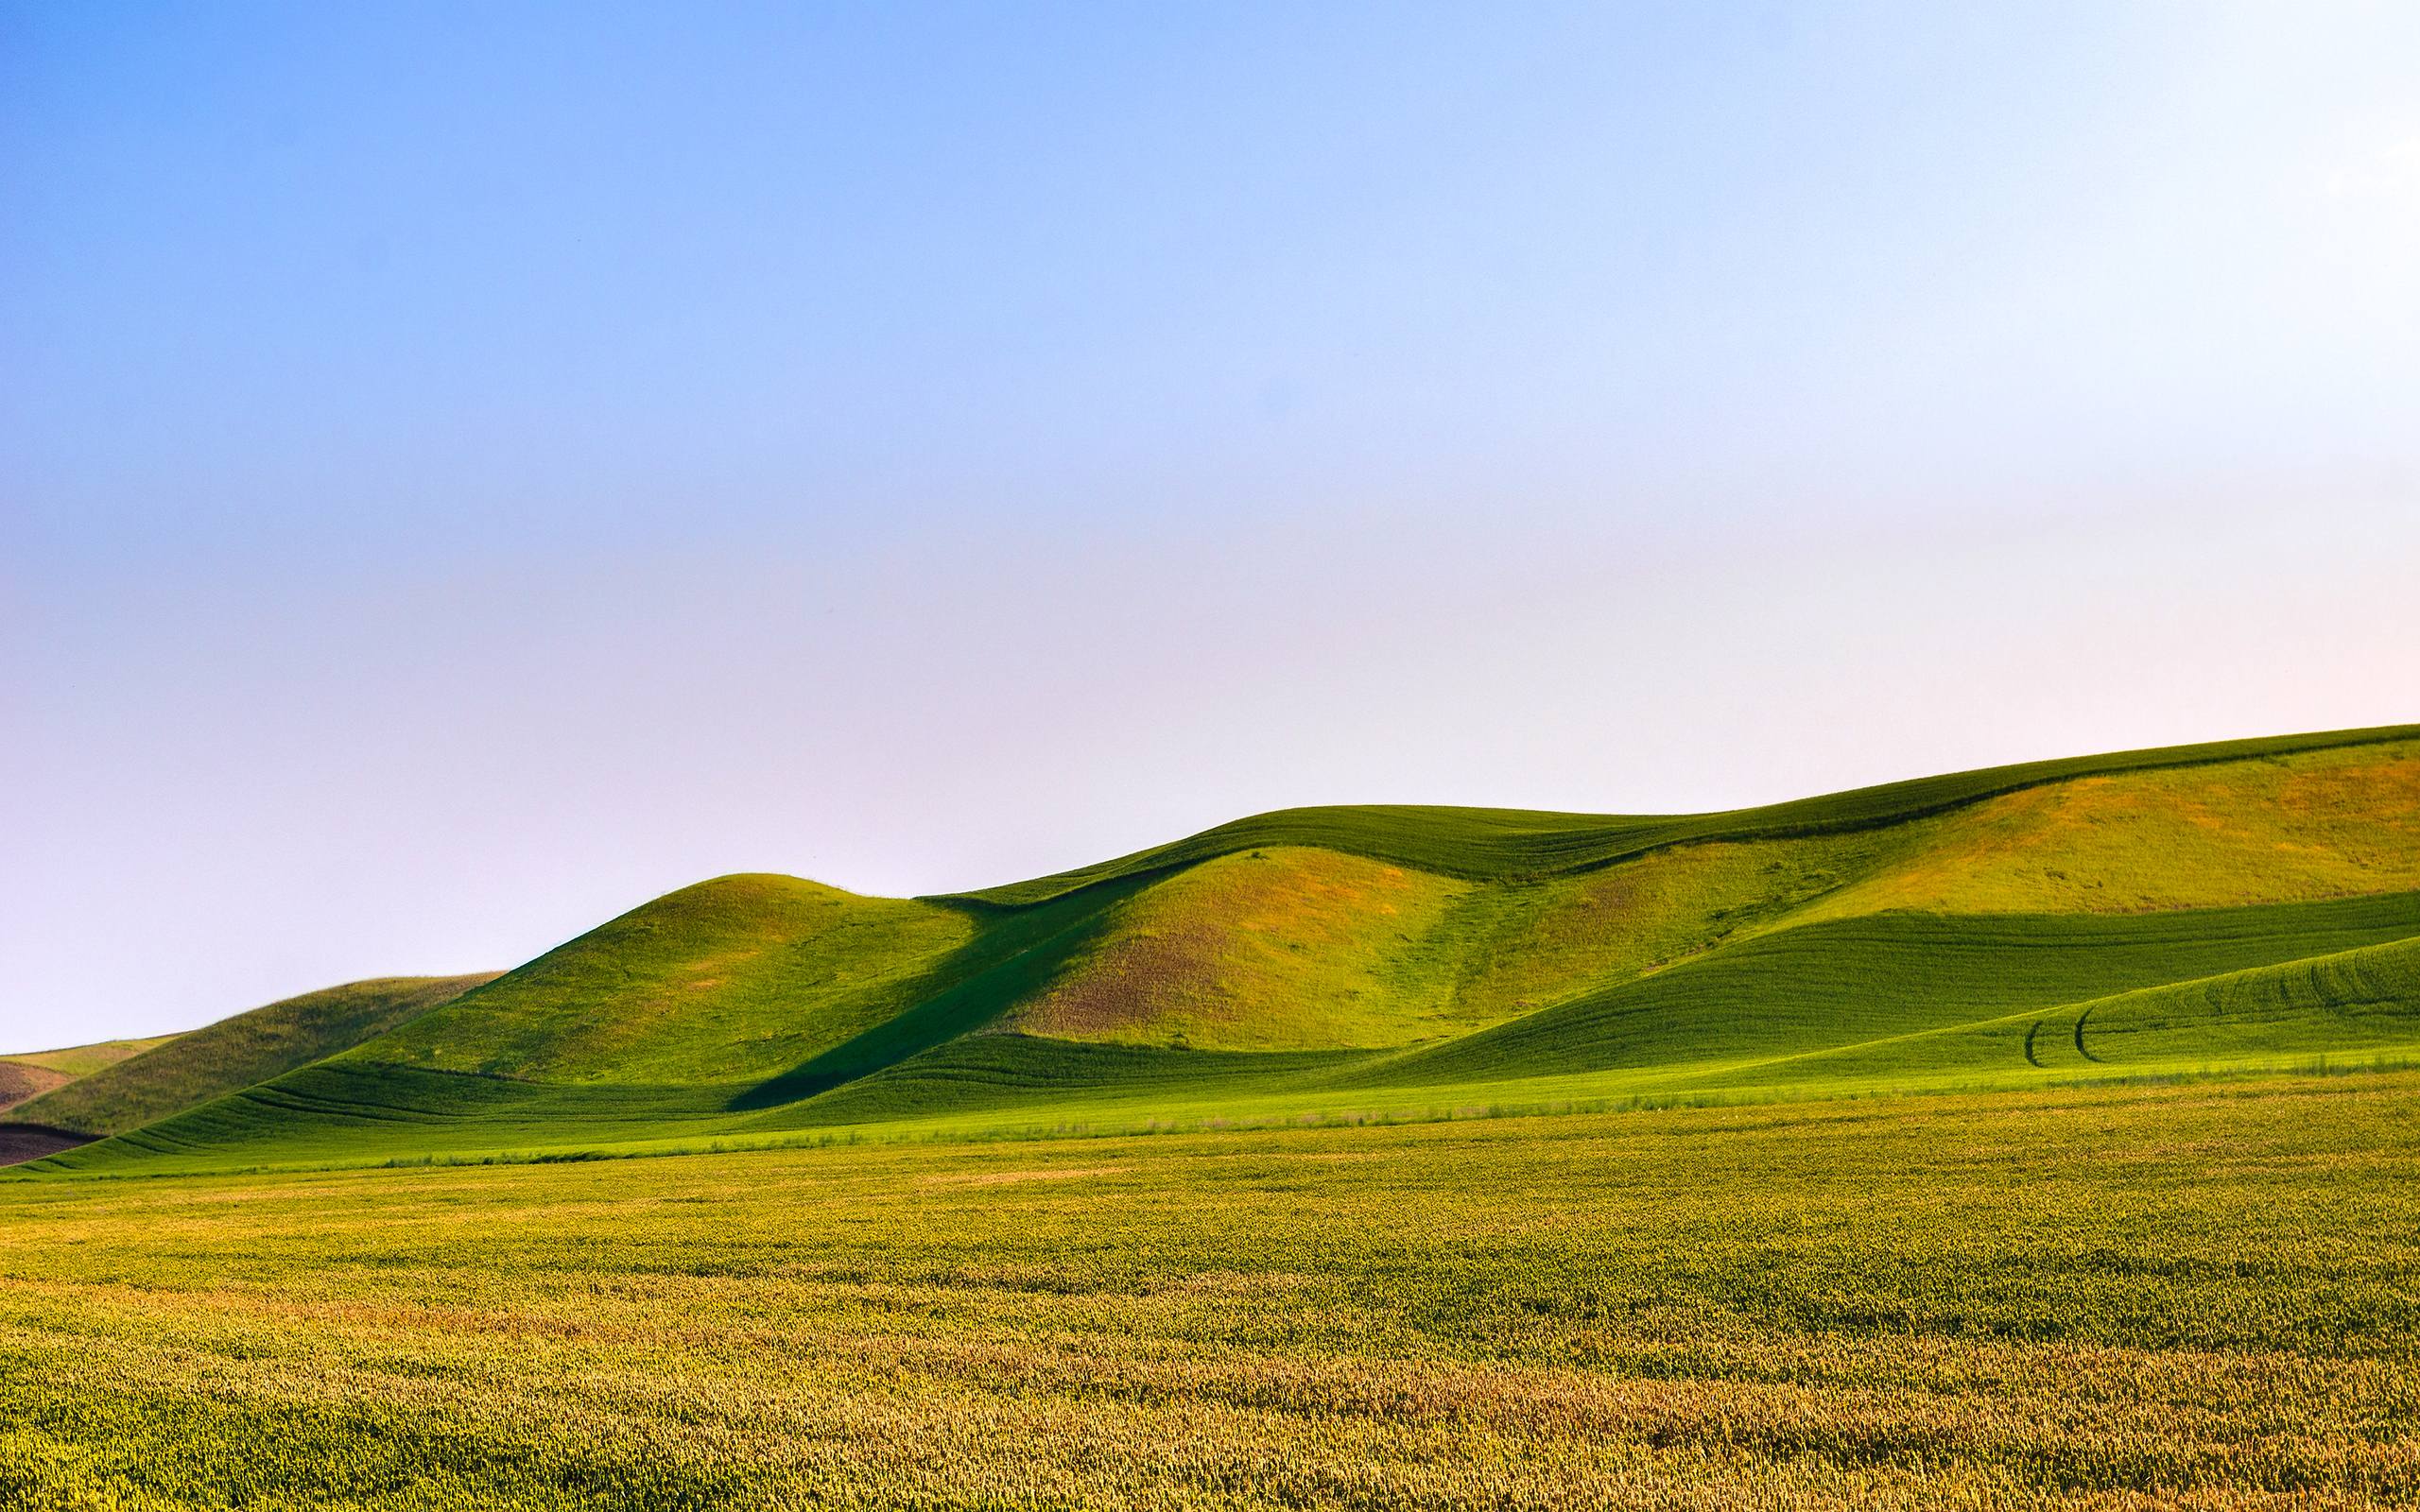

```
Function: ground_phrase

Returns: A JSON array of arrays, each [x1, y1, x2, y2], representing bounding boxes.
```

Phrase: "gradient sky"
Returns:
[[6, 2, 2418, 1049]]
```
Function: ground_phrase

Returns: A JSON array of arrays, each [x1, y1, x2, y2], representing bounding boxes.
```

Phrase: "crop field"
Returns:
[[5, 1072, 2417, 1510]]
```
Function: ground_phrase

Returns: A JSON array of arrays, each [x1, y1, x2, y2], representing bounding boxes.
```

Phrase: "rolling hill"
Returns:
[[3, 975, 495, 1144], [18, 723, 2420, 1177], [0, 1035, 179, 1116]]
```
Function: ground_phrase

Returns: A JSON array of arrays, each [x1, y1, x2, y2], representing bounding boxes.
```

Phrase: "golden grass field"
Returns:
[[6, 1071, 2416, 1509]]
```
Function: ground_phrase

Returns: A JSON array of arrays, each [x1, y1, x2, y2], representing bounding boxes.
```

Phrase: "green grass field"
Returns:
[[4, 1074, 2415, 1509], [7, 727, 2419, 1504]]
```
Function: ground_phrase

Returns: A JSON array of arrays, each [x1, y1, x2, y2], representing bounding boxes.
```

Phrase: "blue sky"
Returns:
[[6, 3, 2417, 1045]]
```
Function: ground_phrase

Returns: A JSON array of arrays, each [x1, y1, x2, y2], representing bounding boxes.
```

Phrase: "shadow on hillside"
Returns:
[[0, 1123, 97, 1167], [723, 875, 1150, 1113]]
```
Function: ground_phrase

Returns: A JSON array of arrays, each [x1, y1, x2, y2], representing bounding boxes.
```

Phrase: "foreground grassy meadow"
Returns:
[[6, 1073, 2417, 1510]]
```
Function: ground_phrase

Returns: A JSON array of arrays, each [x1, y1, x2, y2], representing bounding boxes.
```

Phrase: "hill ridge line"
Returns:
[[935, 723, 2419, 910]]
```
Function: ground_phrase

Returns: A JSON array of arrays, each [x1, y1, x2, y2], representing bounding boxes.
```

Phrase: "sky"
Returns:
[[5, 2, 2417, 1048]]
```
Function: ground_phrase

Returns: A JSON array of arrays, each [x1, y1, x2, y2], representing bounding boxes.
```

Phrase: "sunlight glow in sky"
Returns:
[[5, 3, 2417, 1045]]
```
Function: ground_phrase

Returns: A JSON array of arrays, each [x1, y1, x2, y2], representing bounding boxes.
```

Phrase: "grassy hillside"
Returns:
[[0, 1036, 177, 1115], [0, 1066, 63, 1119], [6, 976, 493, 1137], [2, 1034, 181, 1080], [350, 876, 978, 1084], [23, 724, 2420, 1177], [999, 848, 1474, 1050], [1367, 891, 2420, 1091], [949, 724, 2417, 906], [983, 734, 2419, 1059], [1796, 736, 2420, 919]]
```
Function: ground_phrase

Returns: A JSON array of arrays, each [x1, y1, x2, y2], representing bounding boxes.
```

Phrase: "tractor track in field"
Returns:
[[2073, 1007, 2105, 1063]]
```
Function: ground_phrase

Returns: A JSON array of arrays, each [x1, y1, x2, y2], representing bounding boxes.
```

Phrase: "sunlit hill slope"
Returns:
[[16, 724, 2420, 1176]]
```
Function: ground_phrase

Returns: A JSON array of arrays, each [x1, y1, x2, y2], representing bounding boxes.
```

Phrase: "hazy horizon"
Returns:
[[9, 2, 2418, 1048]]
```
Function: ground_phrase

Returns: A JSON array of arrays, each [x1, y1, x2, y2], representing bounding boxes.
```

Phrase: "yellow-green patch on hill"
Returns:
[[1002, 848, 1472, 1050], [1795, 739, 2420, 920]]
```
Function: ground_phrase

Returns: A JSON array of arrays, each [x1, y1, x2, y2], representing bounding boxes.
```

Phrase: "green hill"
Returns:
[[0, 1036, 179, 1116], [1359, 891, 2420, 1091], [6, 975, 495, 1139], [947, 723, 2417, 905], [351, 876, 976, 1084], [23, 724, 2420, 1177]]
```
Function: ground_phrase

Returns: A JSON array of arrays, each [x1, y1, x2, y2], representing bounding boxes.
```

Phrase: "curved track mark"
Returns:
[[2072, 1007, 2105, 1063], [2023, 1021, 2045, 1068]]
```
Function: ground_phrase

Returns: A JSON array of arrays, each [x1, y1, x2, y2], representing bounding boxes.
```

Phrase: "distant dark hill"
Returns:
[[25, 723, 2420, 1177]]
